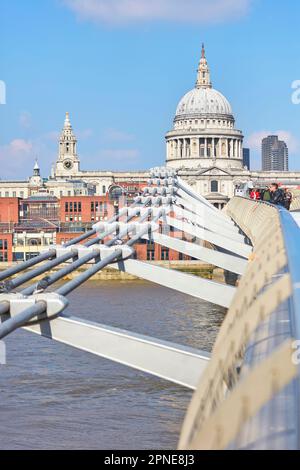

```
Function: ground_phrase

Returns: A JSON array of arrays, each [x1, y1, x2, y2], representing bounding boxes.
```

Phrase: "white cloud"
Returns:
[[63, 0, 252, 25], [0, 139, 34, 177], [246, 130, 300, 153]]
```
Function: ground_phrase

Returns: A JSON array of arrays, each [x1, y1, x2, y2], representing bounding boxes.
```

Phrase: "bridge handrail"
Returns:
[[179, 196, 300, 450], [291, 194, 300, 211]]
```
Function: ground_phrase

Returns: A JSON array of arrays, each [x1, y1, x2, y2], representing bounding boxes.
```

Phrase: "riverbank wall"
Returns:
[[0, 261, 223, 282]]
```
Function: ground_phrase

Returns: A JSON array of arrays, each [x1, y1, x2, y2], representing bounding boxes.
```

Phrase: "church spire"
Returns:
[[196, 43, 212, 89], [33, 158, 40, 176], [59, 111, 78, 161], [64, 111, 71, 129]]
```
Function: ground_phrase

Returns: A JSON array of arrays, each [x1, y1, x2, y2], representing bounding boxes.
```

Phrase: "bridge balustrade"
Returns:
[[179, 197, 300, 450]]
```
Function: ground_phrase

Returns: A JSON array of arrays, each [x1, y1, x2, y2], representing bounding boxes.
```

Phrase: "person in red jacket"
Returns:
[[250, 189, 261, 200]]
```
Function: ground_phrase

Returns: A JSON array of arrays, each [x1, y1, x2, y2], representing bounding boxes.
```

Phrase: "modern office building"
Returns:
[[262, 135, 289, 171], [243, 148, 250, 170]]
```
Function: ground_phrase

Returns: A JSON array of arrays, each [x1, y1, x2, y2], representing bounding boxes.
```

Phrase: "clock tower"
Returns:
[[54, 112, 80, 178]]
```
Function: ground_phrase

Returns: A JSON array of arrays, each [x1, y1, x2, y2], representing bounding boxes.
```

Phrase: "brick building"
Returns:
[[0, 194, 186, 263], [0, 198, 20, 224], [60, 195, 114, 224]]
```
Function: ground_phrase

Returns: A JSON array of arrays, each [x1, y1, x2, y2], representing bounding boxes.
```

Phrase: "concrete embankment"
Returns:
[[0, 261, 221, 282]]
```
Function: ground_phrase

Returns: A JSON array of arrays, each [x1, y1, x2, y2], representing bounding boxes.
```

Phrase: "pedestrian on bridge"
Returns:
[[283, 188, 293, 210], [262, 186, 271, 202], [250, 188, 261, 201], [269, 183, 285, 207]]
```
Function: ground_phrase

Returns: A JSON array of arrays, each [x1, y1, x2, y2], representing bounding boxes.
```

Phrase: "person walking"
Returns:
[[250, 188, 261, 201], [269, 183, 285, 207], [262, 186, 271, 202], [283, 188, 293, 210]]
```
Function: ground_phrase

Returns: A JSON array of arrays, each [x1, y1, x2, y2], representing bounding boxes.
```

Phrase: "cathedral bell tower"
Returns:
[[54, 112, 80, 178]]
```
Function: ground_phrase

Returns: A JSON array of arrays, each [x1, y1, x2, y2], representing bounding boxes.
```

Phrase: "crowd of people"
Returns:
[[249, 183, 293, 210]]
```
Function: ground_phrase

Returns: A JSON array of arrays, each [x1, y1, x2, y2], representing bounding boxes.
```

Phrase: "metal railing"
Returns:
[[291, 195, 300, 211], [179, 197, 300, 450]]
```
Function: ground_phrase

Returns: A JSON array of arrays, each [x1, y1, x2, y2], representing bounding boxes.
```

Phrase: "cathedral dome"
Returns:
[[175, 87, 233, 119], [165, 44, 244, 171], [174, 44, 234, 123]]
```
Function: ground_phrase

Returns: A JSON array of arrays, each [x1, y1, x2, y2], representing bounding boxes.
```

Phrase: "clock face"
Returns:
[[63, 160, 73, 170]]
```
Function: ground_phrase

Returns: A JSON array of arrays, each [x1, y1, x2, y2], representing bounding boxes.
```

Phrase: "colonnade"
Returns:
[[168, 137, 242, 160]]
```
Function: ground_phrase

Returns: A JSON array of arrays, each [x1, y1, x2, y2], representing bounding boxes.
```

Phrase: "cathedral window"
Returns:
[[211, 180, 219, 193]]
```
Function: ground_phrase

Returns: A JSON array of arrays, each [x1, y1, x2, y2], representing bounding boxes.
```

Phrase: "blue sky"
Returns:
[[0, 0, 300, 178]]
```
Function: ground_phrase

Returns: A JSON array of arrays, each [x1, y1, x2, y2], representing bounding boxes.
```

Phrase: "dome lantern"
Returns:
[[196, 44, 212, 89]]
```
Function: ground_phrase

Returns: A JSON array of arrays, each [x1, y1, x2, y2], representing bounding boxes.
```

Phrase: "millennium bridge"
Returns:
[[0, 167, 300, 450]]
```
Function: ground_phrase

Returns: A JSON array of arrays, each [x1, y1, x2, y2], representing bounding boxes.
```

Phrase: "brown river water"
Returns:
[[0, 280, 225, 450]]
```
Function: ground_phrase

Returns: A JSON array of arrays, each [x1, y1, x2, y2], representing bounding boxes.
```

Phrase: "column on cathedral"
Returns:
[[183, 139, 187, 158]]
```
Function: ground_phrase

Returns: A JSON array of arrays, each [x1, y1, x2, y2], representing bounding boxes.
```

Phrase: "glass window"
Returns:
[[147, 250, 155, 261], [78, 202, 82, 212], [13, 252, 24, 261], [211, 180, 219, 193], [65, 202, 69, 212]]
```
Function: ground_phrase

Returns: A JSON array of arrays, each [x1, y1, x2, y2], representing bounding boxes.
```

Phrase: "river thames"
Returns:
[[0, 280, 225, 450]]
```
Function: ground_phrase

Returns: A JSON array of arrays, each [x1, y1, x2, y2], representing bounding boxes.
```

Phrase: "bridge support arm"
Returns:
[[24, 315, 210, 390], [142, 232, 247, 275], [109, 259, 235, 308]]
